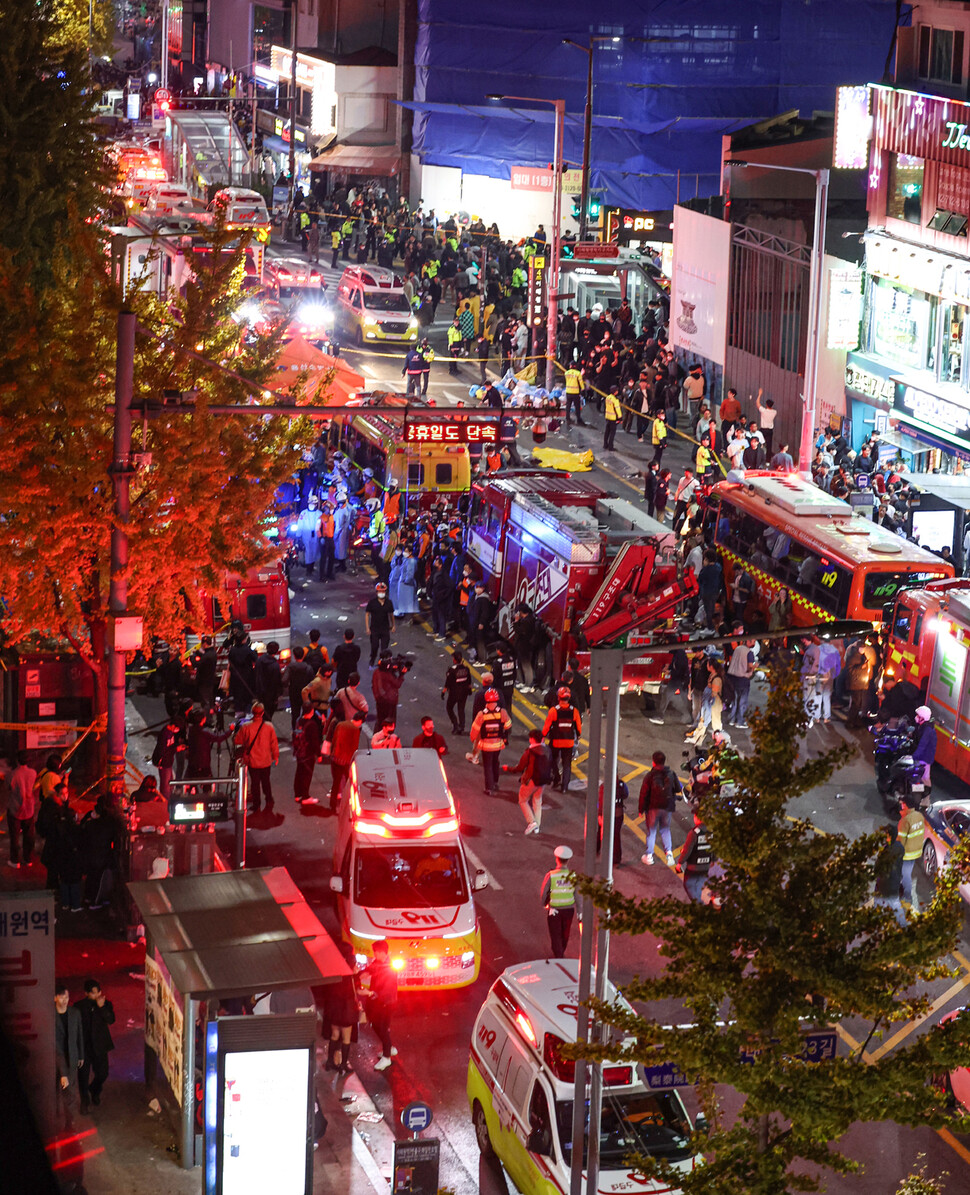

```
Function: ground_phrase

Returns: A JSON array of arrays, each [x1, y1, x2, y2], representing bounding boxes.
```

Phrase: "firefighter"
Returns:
[[469, 688, 512, 796], [382, 480, 401, 526], [542, 687, 583, 793], [540, 845, 577, 958], [677, 808, 713, 903], [318, 500, 335, 582]]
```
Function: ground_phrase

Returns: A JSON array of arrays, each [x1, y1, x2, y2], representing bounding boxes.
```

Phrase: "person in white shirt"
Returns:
[[726, 428, 747, 470], [755, 389, 777, 457]]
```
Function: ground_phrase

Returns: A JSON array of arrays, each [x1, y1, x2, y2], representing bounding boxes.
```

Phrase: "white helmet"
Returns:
[[554, 845, 573, 861], [363, 467, 374, 479], [915, 705, 931, 723]]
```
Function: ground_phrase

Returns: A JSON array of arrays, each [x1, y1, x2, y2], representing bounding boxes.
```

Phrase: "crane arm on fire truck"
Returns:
[[577, 542, 698, 648]]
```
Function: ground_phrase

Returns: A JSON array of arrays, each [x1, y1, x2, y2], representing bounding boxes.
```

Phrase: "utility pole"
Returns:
[[107, 311, 136, 802], [287, 0, 299, 229]]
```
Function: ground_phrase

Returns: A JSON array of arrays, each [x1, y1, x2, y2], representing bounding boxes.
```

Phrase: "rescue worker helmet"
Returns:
[[484, 687, 499, 705], [915, 705, 931, 723], [557, 686, 571, 702]]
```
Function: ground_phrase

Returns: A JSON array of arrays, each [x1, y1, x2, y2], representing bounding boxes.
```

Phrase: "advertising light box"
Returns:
[[205, 1014, 316, 1195]]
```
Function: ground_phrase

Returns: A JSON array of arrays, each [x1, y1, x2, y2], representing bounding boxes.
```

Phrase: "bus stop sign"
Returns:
[[401, 1101, 434, 1133]]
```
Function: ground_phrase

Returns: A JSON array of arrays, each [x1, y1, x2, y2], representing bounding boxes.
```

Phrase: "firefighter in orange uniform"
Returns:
[[318, 501, 336, 582], [542, 687, 583, 793]]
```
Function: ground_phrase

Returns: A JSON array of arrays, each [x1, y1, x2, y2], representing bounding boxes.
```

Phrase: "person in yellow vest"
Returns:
[[897, 793, 924, 913], [340, 217, 354, 260], [330, 226, 342, 269], [563, 365, 586, 428], [651, 410, 668, 465], [540, 845, 577, 958], [695, 437, 714, 483], [447, 319, 462, 374], [299, 208, 310, 252], [603, 390, 622, 451]]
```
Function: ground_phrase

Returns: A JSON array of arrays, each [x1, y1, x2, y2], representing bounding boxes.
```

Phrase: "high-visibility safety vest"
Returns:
[[543, 703, 580, 747], [478, 710, 507, 748], [548, 869, 575, 908], [341, 220, 354, 238], [696, 443, 712, 472], [318, 513, 335, 538], [331, 230, 341, 248], [423, 259, 440, 279], [564, 369, 583, 394], [605, 394, 622, 422], [447, 325, 462, 348], [299, 211, 310, 230], [683, 825, 713, 873], [511, 266, 527, 289], [383, 492, 400, 523], [652, 420, 667, 446]]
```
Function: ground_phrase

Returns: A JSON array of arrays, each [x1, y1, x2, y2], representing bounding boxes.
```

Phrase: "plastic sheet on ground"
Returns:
[[531, 447, 595, 472]]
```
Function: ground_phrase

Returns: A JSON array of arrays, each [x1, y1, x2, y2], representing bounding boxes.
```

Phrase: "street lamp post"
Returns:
[[726, 159, 830, 476], [486, 94, 564, 390]]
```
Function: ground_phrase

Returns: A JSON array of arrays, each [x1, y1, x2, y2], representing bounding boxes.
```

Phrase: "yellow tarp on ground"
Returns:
[[531, 447, 595, 472], [515, 362, 537, 384]]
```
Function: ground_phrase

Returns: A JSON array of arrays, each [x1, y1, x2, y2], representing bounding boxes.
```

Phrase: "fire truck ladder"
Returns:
[[578, 542, 698, 647]]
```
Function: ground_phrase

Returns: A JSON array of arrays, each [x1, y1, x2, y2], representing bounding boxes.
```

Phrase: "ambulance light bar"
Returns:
[[352, 815, 459, 838]]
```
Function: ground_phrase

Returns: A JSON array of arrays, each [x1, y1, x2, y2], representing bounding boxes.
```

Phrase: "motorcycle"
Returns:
[[873, 719, 930, 813]]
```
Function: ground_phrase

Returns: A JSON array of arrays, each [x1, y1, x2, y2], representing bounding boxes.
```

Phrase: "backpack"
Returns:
[[641, 767, 675, 814], [530, 745, 553, 786]]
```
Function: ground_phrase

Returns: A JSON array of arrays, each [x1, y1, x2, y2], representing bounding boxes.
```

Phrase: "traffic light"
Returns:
[[588, 193, 603, 220], [561, 241, 575, 260], [570, 194, 582, 221]]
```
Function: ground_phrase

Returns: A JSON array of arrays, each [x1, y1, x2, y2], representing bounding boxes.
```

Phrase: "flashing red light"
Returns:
[[603, 1065, 634, 1086], [515, 1011, 537, 1045], [353, 819, 390, 837], [543, 1033, 575, 1081], [423, 817, 459, 837]]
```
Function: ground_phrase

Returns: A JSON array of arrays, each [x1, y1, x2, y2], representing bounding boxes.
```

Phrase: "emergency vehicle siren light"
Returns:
[[516, 1012, 537, 1046], [391, 956, 406, 971]]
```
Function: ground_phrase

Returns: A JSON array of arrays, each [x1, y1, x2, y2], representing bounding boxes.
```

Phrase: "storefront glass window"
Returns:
[[941, 303, 968, 384], [888, 155, 924, 225], [869, 277, 934, 371]]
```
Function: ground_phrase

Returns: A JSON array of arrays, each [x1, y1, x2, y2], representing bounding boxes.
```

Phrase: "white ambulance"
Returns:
[[329, 750, 487, 989], [468, 960, 702, 1195]]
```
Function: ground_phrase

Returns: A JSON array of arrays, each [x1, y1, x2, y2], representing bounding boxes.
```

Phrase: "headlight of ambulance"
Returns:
[[461, 951, 475, 966], [364, 316, 378, 327], [297, 303, 328, 328], [409, 316, 419, 329]]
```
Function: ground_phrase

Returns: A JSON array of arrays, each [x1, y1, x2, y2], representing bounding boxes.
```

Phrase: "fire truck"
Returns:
[[884, 578, 970, 784], [465, 473, 696, 685]]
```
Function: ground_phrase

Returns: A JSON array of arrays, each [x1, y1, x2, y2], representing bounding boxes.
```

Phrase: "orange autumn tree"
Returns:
[[0, 2, 316, 776]]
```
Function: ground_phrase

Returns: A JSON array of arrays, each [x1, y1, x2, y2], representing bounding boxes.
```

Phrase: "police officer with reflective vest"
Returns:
[[403, 346, 425, 397], [331, 226, 342, 269], [677, 808, 713, 903], [563, 366, 586, 428], [541, 845, 577, 958], [542, 688, 582, 793], [470, 688, 512, 795], [603, 390, 622, 451], [419, 338, 435, 395], [447, 320, 462, 374]]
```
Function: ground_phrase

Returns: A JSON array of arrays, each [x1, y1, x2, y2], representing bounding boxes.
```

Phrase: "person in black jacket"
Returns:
[[283, 647, 315, 733], [193, 636, 218, 709], [293, 704, 324, 806], [185, 708, 233, 778], [442, 651, 472, 734], [362, 940, 398, 1071], [78, 796, 123, 909], [74, 979, 115, 1111], [332, 629, 362, 689], [55, 981, 84, 1126], [430, 557, 455, 640], [38, 784, 81, 907], [254, 641, 283, 717], [226, 623, 257, 714]]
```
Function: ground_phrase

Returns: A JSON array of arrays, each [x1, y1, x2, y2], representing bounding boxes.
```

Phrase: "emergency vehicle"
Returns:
[[884, 578, 970, 784], [329, 750, 487, 989], [466, 474, 695, 682], [186, 562, 291, 656], [336, 402, 472, 510], [707, 472, 952, 626], [468, 959, 701, 1195], [115, 212, 266, 295]]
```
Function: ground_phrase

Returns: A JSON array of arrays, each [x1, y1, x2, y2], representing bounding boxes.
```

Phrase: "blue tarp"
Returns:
[[412, 0, 908, 209]]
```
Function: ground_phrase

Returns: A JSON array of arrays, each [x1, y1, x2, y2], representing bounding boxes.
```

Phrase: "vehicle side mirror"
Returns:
[[527, 1127, 551, 1156], [329, 876, 344, 894], [472, 869, 489, 892], [694, 1113, 709, 1135]]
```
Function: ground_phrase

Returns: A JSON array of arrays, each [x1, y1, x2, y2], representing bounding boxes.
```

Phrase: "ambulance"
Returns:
[[329, 750, 488, 989], [468, 960, 701, 1195]]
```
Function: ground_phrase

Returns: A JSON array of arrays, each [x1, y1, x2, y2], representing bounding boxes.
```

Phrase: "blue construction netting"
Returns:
[[410, 0, 907, 209]]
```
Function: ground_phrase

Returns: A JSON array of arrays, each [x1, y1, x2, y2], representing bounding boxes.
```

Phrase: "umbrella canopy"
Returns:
[[275, 334, 365, 405]]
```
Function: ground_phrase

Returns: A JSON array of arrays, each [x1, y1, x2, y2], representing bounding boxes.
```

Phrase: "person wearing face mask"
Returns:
[[294, 492, 322, 577]]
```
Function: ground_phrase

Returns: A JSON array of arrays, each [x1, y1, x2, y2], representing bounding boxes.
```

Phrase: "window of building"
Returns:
[[917, 25, 965, 84], [928, 209, 969, 237], [887, 155, 923, 225], [941, 302, 968, 383], [868, 277, 935, 372]]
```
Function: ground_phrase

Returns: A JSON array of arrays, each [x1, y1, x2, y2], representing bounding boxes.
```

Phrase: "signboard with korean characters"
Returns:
[[0, 892, 55, 1131]]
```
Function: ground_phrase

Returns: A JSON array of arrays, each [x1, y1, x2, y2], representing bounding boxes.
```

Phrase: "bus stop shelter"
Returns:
[[128, 866, 350, 1168], [165, 111, 252, 198]]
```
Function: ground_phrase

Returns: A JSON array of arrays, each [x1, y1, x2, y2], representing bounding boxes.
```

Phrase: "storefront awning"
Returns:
[[309, 143, 400, 176]]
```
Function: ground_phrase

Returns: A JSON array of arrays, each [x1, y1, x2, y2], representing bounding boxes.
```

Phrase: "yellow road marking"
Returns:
[[866, 972, 970, 1063], [954, 950, 970, 975], [937, 1127, 970, 1166]]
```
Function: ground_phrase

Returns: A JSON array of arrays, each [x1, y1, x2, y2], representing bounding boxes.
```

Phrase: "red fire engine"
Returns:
[[885, 578, 970, 784], [465, 473, 695, 687]]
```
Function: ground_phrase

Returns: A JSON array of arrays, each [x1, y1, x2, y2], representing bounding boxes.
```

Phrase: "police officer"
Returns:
[[490, 644, 517, 714], [442, 651, 472, 735], [447, 319, 462, 374], [542, 687, 582, 793], [420, 338, 435, 395], [469, 688, 512, 795], [677, 808, 713, 902], [563, 365, 586, 428], [541, 845, 577, 958], [403, 345, 425, 397]]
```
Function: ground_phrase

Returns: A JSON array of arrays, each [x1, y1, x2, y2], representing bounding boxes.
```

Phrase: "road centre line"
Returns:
[[464, 844, 502, 890]]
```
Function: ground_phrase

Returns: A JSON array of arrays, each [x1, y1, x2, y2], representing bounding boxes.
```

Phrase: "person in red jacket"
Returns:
[[541, 688, 582, 793], [412, 716, 448, 755], [327, 710, 365, 813], [503, 728, 554, 834]]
